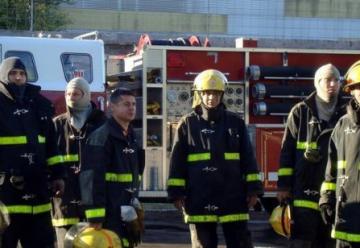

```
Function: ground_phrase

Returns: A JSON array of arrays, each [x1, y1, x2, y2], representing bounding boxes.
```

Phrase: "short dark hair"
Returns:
[[109, 87, 135, 104]]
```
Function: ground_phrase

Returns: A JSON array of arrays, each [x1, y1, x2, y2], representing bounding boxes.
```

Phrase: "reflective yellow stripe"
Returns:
[[219, 213, 250, 223], [105, 173, 133, 183], [187, 153, 211, 162], [63, 154, 79, 162], [184, 214, 218, 223], [6, 205, 32, 214], [6, 203, 51, 214], [296, 141, 317, 150], [47, 155, 64, 166], [122, 238, 130, 247], [246, 173, 261, 182], [168, 178, 186, 186], [0, 136, 27, 145], [278, 168, 294, 176], [38, 135, 46, 143], [52, 218, 80, 226], [332, 229, 360, 242], [338, 160, 346, 169], [321, 182, 336, 192], [224, 153, 240, 160], [33, 203, 52, 214], [85, 208, 106, 219], [293, 199, 320, 211], [184, 213, 249, 223]]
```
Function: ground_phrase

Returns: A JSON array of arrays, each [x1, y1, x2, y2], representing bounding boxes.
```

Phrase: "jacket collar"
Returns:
[[304, 91, 347, 119], [108, 117, 133, 141], [347, 98, 360, 125], [0, 82, 40, 101]]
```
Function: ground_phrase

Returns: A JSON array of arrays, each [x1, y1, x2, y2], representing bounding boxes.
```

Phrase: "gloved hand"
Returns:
[[277, 190, 291, 204], [51, 179, 65, 197], [320, 204, 334, 225], [131, 198, 145, 233], [247, 194, 258, 208], [121, 205, 141, 246], [173, 197, 185, 211], [89, 222, 102, 230]]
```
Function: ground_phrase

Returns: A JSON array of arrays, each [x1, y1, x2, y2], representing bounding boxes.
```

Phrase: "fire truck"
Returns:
[[113, 34, 360, 211]]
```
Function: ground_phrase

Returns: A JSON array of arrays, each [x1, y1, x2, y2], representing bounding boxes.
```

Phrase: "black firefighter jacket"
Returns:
[[79, 118, 144, 233], [278, 92, 346, 212], [319, 99, 360, 243], [51, 104, 106, 227], [167, 106, 263, 224], [0, 82, 65, 218]]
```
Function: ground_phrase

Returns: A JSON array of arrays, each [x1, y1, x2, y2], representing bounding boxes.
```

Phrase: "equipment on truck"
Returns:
[[116, 34, 360, 212]]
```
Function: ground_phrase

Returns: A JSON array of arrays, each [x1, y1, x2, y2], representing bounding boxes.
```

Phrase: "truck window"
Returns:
[[61, 53, 93, 83], [5, 51, 38, 82]]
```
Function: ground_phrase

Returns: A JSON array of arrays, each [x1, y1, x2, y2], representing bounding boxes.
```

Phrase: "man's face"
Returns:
[[66, 87, 83, 105], [315, 75, 340, 101], [8, 69, 26, 85], [350, 84, 360, 104], [200, 90, 222, 109], [110, 95, 136, 124]]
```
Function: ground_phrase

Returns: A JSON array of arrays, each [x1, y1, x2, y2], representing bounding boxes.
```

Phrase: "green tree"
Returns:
[[0, 0, 73, 31]]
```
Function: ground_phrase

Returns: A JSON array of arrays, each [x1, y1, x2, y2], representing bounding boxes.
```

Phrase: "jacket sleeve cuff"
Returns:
[[85, 208, 106, 223]]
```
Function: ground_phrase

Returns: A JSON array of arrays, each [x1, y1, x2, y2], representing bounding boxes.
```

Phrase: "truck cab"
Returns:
[[0, 35, 106, 114]]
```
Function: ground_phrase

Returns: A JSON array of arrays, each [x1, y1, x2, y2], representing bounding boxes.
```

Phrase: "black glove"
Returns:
[[320, 204, 334, 225]]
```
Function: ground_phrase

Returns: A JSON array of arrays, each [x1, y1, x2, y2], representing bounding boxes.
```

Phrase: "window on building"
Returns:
[[61, 53, 93, 83], [5, 51, 38, 82]]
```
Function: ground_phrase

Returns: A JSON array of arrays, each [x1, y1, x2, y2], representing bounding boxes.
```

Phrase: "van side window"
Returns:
[[5, 51, 38, 82], [61, 53, 93, 83]]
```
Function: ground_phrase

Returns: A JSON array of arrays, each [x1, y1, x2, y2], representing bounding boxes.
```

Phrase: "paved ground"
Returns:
[[138, 203, 287, 248]]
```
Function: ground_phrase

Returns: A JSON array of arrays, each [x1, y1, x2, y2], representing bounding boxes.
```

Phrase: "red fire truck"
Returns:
[[114, 34, 360, 211]]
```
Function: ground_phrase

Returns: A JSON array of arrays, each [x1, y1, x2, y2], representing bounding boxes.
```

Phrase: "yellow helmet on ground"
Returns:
[[64, 223, 122, 248], [269, 204, 292, 238], [73, 227, 122, 248], [344, 60, 360, 93], [192, 69, 227, 108]]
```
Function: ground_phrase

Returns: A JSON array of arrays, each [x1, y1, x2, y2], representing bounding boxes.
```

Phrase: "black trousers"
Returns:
[[2, 212, 55, 248], [289, 207, 334, 248], [189, 221, 253, 248]]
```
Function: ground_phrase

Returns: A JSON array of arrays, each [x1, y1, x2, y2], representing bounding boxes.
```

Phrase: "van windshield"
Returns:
[[5, 51, 38, 82], [61, 53, 92, 83]]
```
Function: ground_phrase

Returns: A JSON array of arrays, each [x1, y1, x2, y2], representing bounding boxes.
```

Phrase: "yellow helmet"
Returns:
[[269, 204, 292, 238], [65, 223, 122, 248], [192, 69, 227, 108], [74, 228, 122, 248], [344, 60, 360, 93]]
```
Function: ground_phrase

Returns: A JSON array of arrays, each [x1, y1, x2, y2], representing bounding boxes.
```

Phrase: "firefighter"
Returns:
[[319, 60, 360, 248], [52, 77, 106, 247], [0, 57, 66, 247], [79, 88, 144, 248], [167, 69, 263, 248], [277, 64, 347, 248]]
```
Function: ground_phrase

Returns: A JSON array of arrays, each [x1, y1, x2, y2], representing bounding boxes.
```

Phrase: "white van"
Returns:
[[0, 35, 106, 114]]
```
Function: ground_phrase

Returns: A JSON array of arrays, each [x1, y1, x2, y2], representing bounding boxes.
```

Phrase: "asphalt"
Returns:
[[138, 203, 287, 248]]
